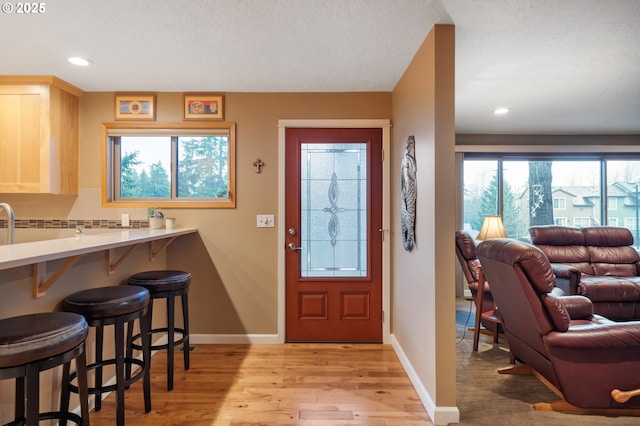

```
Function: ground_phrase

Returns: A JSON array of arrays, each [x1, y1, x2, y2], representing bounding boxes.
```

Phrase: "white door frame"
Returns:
[[277, 119, 391, 343]]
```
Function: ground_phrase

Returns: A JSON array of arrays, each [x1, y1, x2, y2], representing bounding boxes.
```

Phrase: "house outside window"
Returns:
[[463, 157, 640, 247]]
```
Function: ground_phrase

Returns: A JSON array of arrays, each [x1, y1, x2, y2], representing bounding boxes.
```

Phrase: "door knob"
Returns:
[[288, 242, 302, 251]]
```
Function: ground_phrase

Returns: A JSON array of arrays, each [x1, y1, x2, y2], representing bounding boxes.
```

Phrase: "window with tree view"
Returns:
[[463, 156, 640, 249], [104, 123, 235, 208]]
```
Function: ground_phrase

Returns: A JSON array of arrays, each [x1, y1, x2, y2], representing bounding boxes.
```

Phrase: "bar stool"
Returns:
[[62, 285, 151, 426], [127, 270, 191, 391], [0, 312, 90, 426]]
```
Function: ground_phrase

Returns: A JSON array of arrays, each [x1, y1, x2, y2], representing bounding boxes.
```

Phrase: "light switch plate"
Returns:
[[121, 213, 130, 227], [256, 214, 275, 228]]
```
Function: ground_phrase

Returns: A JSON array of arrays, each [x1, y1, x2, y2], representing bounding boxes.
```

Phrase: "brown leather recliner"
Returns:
[[455, 230, 502, 350], [477, 238, 640, 413]]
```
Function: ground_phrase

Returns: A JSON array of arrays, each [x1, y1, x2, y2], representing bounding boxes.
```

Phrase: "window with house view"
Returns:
[[463, 157, 640, 248], [103, 123, 235, 208]]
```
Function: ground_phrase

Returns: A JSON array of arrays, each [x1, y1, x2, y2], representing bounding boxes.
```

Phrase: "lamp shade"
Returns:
[[476, 215, 508, 241]]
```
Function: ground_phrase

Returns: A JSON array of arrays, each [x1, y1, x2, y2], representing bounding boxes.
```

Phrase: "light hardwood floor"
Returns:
[[88, 344, 432, 425]]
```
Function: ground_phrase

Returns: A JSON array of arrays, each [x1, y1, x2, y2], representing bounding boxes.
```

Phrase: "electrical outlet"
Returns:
[[121, 213, 130, 227], [256, 214, 275, 228]]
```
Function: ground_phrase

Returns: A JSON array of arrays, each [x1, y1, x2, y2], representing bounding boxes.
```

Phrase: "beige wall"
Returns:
[[391, 25, 458, 424], [0, 90, 391, 420], [53, 91, 389, 336]]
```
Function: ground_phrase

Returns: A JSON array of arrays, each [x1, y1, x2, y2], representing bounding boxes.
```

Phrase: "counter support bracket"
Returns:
[[150, 237, 177, 261], [33, 255, 83, 298], [108, 244, 142, 275]]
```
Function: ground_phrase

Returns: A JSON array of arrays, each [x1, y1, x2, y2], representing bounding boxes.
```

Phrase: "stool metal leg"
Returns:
[[125, 319, 134, 384], [146, 299, 154, 371], [76, 348, 90, 426], [139, 311, 152, 413], [114, 317, 126, 426], [26, 364, 39, 426], [60, 360, 71, 426], [14, 376, 25, 422], [95, 325, 103, 412], [182, 293, 190, 371], [59, 348, 90, 426], [167, 294, 175, 391]]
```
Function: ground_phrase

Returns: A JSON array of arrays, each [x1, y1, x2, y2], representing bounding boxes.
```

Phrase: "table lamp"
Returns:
[[476, 215, 508, 241]]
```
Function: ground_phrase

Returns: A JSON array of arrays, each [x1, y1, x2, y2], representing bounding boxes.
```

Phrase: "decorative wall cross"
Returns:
[[253, 158, 264, 173]]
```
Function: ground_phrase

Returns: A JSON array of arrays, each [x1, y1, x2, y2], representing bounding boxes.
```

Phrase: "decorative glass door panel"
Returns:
[[300, 143, 367, 278]]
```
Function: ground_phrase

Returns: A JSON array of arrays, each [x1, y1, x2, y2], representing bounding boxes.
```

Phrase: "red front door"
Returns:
[[285, 128, 383, 342]]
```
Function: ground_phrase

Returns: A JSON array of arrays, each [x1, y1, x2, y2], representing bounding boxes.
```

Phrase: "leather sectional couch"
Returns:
[[530, 225, 640, 320]]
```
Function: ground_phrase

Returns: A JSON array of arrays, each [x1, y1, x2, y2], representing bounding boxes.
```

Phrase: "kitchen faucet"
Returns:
[[0, 203, 15, 245]]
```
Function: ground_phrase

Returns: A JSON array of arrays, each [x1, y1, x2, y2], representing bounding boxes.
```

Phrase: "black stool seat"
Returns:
[[0, 312, 90, 426], [0, 312, 87, 367], [128, 270, 191, 391], [127, 270, 191, 292], [63, 285, 152, 426], [63, 285, 150, 320]]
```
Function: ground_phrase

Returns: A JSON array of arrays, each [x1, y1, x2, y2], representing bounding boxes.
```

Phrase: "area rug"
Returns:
[[455, 302, 638, 425]]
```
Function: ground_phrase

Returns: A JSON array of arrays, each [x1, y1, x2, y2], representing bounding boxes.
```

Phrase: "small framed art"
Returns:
[[184, 94, 224, 120], [115, 94, 156, 121]]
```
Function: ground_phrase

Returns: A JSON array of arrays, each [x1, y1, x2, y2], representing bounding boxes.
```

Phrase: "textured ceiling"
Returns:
[[0, 0, 638, 134]]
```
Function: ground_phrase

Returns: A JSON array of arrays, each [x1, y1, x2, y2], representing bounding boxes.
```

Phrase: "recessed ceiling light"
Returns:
[[494, 107, 509, 115], [68, 57, 93, 66]]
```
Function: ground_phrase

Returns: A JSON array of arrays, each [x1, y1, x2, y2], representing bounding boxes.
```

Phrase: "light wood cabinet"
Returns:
[[0, 76, 83, 194]]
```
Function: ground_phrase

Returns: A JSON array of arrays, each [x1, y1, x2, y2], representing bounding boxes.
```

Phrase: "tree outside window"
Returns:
[[103, 122, 235, 208]]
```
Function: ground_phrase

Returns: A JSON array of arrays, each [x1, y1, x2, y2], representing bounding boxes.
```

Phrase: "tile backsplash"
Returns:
[[0, 219, 150, 229]]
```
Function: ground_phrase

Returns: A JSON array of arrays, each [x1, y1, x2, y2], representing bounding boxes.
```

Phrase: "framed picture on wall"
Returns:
[[183, 94, 224, 120], [115, 94, 156, 121]]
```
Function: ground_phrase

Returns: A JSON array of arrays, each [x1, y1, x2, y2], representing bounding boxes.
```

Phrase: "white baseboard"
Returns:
[[390, 334, 460, 426], [191, 333, 280, 344]]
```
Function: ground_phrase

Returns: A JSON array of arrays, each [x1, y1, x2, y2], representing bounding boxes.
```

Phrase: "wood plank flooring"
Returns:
[[88, 344, 431, 425]]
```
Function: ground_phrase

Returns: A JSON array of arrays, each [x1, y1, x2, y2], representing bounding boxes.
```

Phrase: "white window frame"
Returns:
[[574, 217, 591, 227], [625, 217, 637, 231], [554, 217, 568, 226], [553, 197, 566, 209]]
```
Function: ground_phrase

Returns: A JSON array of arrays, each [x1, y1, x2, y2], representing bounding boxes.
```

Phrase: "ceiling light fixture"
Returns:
[[68, 57, 93, 66], [494, 107, 509, 115]]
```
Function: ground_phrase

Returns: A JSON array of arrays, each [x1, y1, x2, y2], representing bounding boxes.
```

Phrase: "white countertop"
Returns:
[[0, 228, 197, 270]]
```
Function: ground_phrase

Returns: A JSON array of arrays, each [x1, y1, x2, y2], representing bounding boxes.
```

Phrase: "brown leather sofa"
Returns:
[[477, 238, 640, 412], [530, 225, 640, 321]]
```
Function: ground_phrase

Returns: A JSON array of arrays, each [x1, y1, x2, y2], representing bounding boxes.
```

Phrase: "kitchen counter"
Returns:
[[0, 228, 197, 297]]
